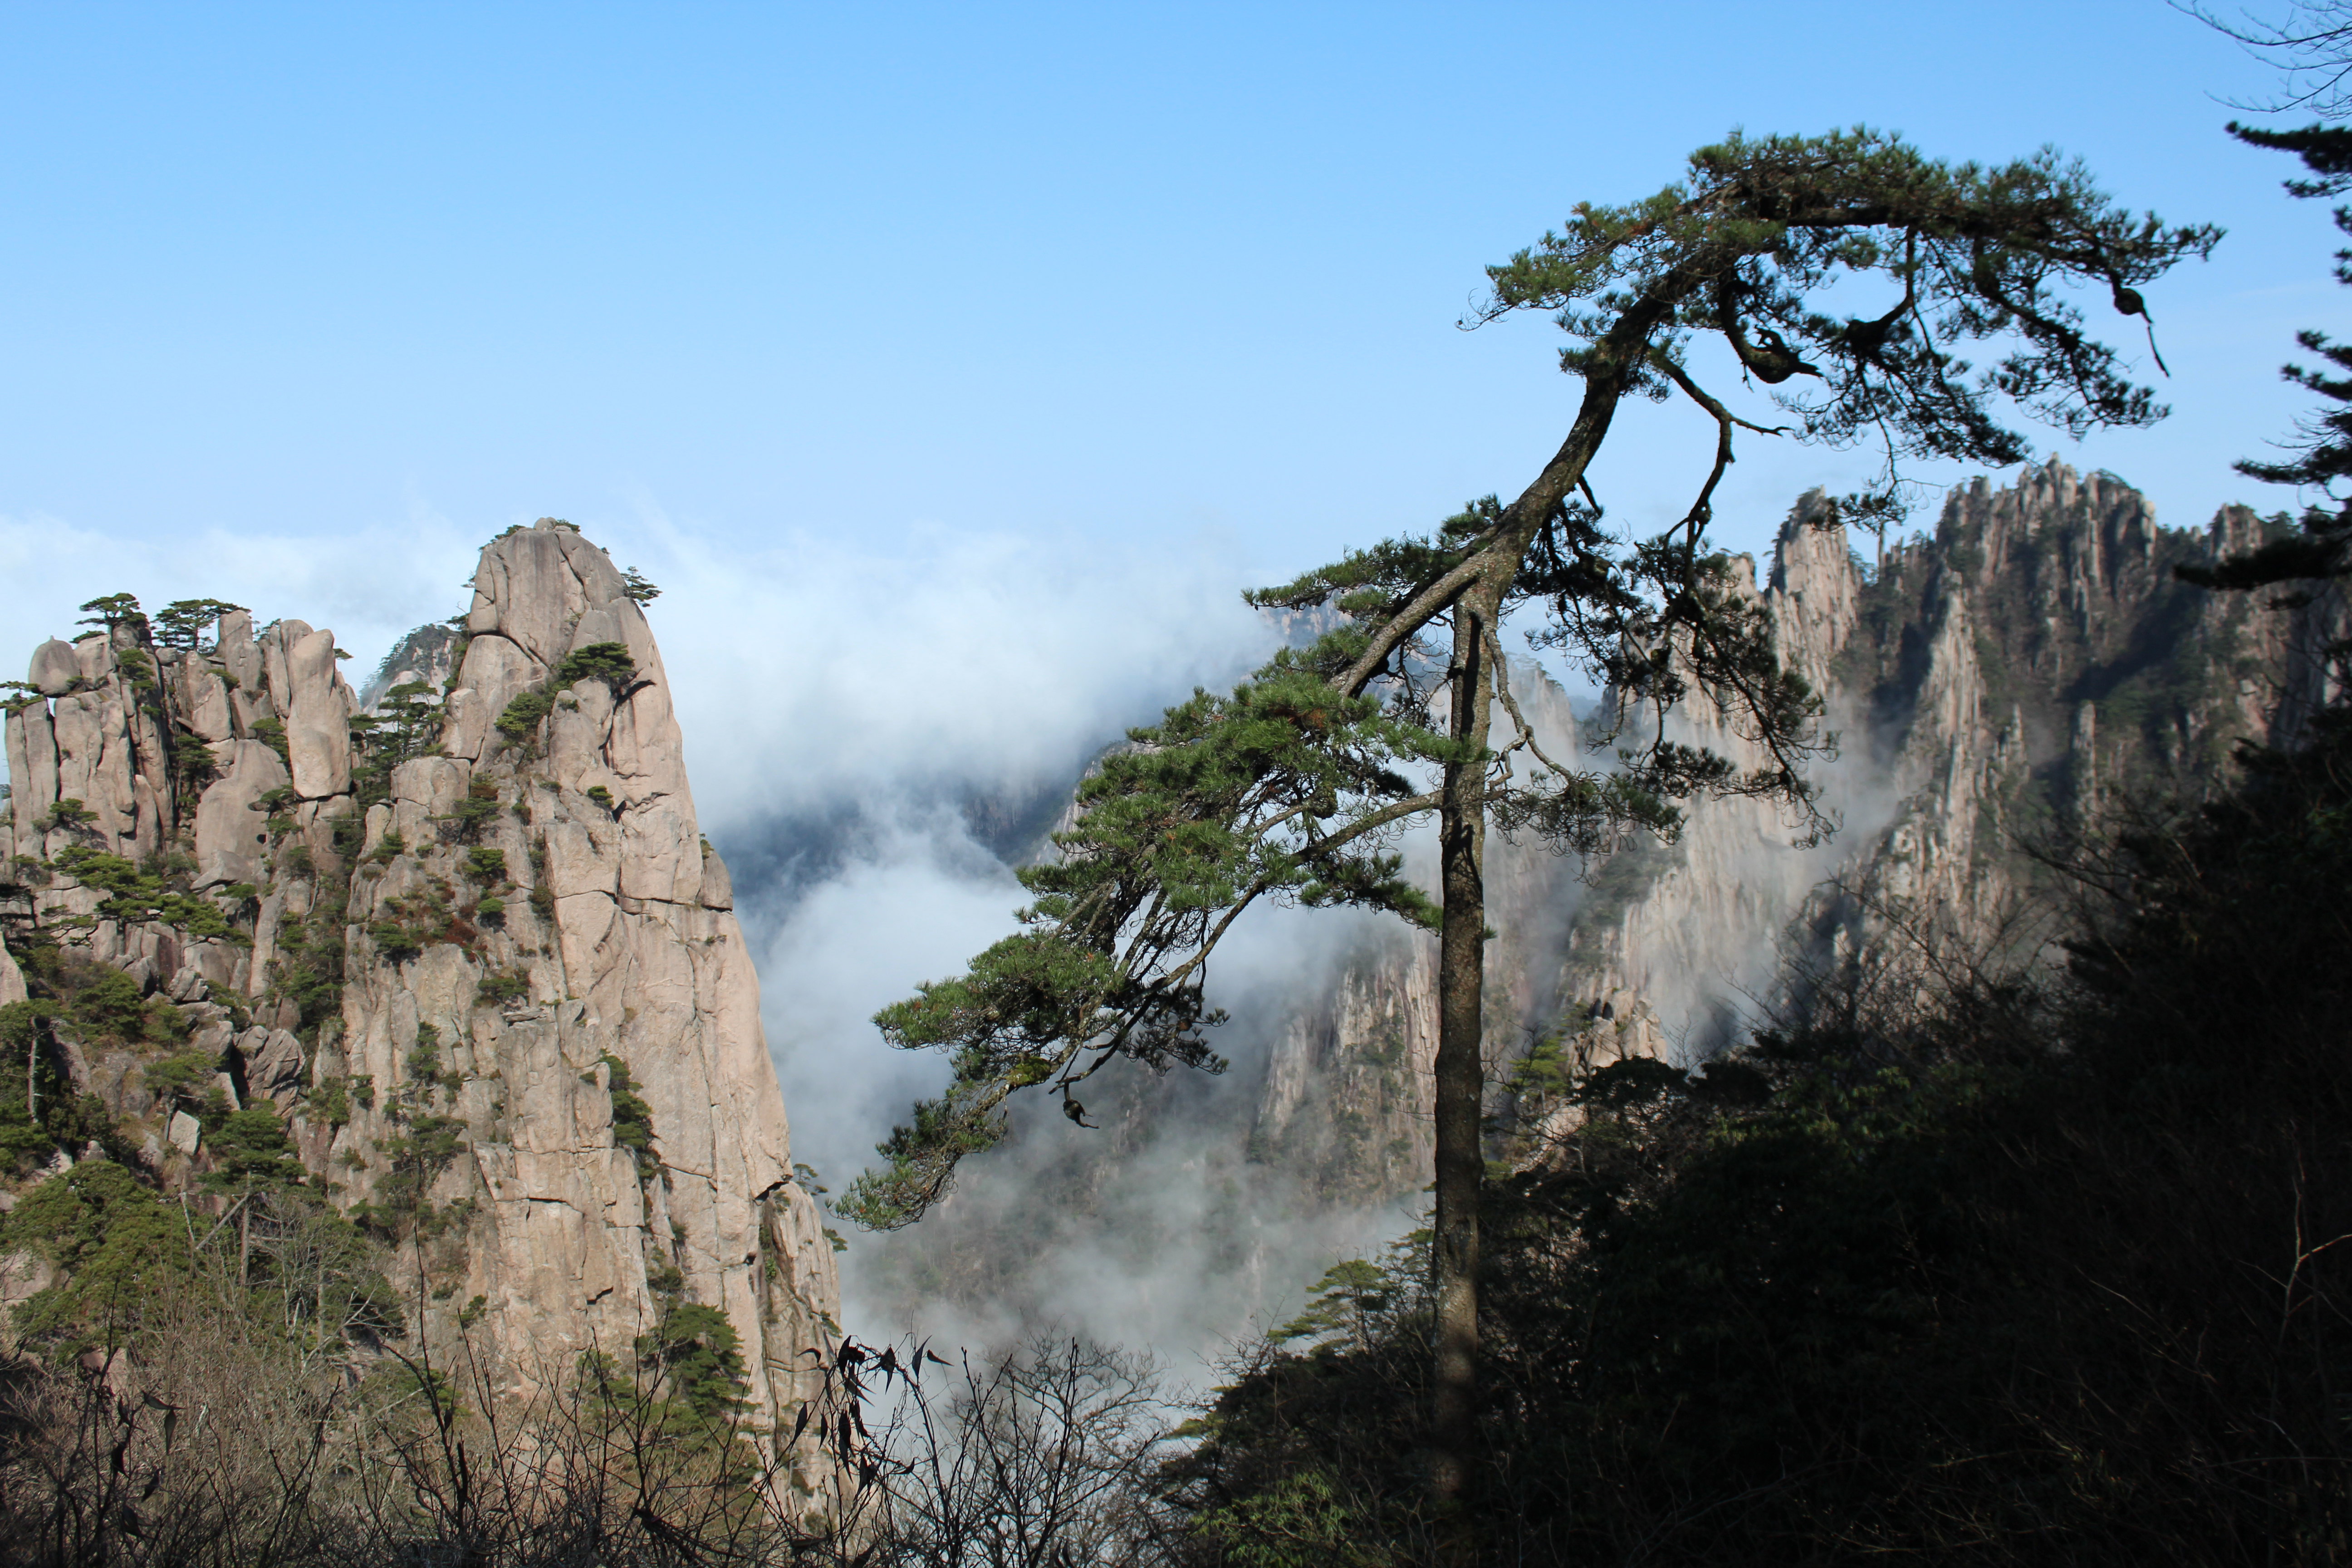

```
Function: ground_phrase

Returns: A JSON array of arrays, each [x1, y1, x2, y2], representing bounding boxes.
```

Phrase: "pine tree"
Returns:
[[846, 127, 2217, 1515], [154, 598, 248, 650], [2182, 3, 2352, 590], [2175, 120, 2352, 589]]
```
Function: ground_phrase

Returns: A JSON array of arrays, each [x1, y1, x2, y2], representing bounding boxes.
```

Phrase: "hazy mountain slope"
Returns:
[[815, 460, 2343, 1366]]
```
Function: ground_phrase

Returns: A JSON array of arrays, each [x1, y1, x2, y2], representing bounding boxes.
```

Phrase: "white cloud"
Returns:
[[608, 518, 1280, 835]]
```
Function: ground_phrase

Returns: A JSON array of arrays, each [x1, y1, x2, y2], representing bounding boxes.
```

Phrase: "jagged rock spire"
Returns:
[[0, 520, 838, 1490]]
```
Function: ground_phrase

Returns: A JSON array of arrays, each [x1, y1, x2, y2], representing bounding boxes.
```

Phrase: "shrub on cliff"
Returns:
[[1, 1160, 195, 1356], [493, 688, 553, 743], [199, 1103, 308, 1194], [551, 640, 636, 692], [0, 1003, 115, 1175]]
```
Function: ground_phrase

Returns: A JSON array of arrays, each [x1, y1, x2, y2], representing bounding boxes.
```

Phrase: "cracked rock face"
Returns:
[[192, 740, 289, 889], [1560, 461, 2345, 1047], [0, 519, 840, 1492]]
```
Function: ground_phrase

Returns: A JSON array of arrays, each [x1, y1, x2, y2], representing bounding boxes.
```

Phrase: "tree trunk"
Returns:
[[1431, 588, 1495, 1512]]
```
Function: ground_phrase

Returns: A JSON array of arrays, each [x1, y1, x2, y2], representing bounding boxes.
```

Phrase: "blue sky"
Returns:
[[0, 0, 2342, 701]]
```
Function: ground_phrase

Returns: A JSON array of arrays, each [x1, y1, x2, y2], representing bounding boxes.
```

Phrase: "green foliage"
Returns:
[[250, 715, 290, 766], [70, 967, 152, 1040], [0, 1003, 113, 1171], [474, 970, 529, 1006], [622, 567, 661, 603], [584, 784, 615, 814], [407, 1021, 444, 1085], [367, 916, 424, 964], [48, 845, 245, 945], [4, 1156, 398, 1368], [495, 690, 554, 742], [463, 846, 508, 884], [200, 1103, 307, 1193], [259, 844, 354, 1037], [0, 999, 53, 1064], [113, 647, 157, 694], [1271, 1258, 1401, 1351], [373, 680, 444, 760], [2, 1159, 193, 1355], [358, 1114, 468, 1239], [840, 661, 1484, 1227], [1186, 1469, 1392, 1568], [551, 640, 637, 693], [596, 1052, 655, 1163], [38, 797, 94, 833], [1501, 1022, 1578, 1104], [153, 598, 247, 650], [486, 638, 637, 764], [2181, 121, 2352, 591], [265, 1199, 404, 1342], [349, 677, 449, 808], [168, 738, 218, 791], [142, 1050, 221, 1114], [368, 878, 464, 965], [311, 1074, 353, 1127], [634, 1301, 750, 1425], [446, 778, 503, 839], [838, 1080, 1030, 1230], [31, 960, 191, 1049], [1480, 127, 2214, 456]]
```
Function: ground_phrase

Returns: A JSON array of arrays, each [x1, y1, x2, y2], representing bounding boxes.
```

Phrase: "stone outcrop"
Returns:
[[0, 520, 838, 1485], [1559, 461, 2342, 1044]]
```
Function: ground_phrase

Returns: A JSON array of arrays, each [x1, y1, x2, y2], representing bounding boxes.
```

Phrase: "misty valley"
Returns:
[[6, 92, 2352, 1568]]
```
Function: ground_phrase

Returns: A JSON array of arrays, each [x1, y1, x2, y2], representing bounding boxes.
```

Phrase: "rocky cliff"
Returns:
[[847, 461, 2341, 1352], [1562, 461, 2336, 1055], [0, 520, 838, 1462]]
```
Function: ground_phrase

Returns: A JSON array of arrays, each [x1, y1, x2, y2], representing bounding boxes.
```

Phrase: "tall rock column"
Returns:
[[0, 521, 840, 1501], [328, 519, 838, 1468]]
